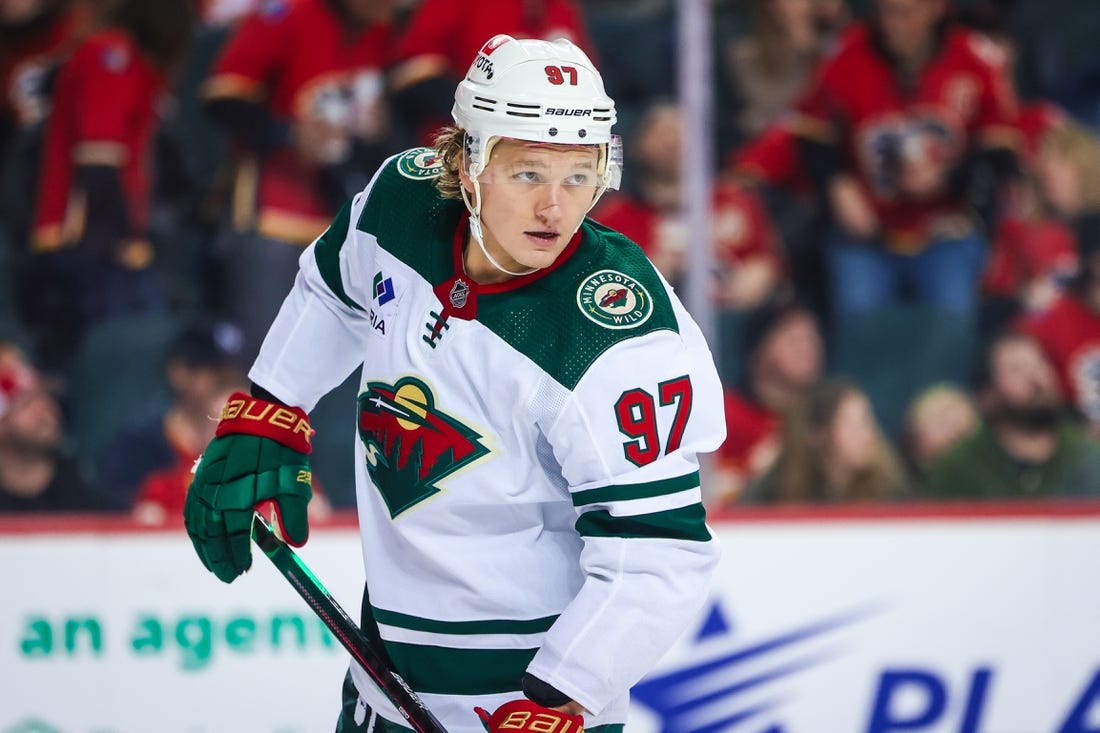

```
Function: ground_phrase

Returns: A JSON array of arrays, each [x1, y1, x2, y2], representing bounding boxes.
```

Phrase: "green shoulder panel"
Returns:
[[312, 148, 462, 300], [313, 198, 364, 311], [478, 218, 680, 391], [356, 148, 464, 283]]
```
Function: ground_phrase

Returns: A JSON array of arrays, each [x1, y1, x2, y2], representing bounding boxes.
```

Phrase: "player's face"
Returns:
[[465, 139, 601, 278]]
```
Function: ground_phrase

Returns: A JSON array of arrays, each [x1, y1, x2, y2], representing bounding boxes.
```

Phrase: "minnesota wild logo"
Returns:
[[396, 147, 444, 180], [577, 269, 654, 329], [358, 377, 490, 518]]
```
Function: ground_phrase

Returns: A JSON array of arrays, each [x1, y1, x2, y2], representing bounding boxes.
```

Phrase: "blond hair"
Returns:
[[1041, 122, 1100, 213], [432, 126, 466, 201]]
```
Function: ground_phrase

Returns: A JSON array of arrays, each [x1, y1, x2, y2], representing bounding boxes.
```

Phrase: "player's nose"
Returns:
[[536, 184, 565, 216]]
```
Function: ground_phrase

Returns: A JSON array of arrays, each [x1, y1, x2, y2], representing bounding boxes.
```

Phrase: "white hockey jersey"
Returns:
[[250, 148, 726, 733]]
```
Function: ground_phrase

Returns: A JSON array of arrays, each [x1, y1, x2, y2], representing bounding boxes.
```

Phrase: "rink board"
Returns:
[[1, 505, 1098, 733]]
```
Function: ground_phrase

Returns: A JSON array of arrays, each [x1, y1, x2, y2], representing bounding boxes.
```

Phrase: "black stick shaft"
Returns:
[[251, 514, 449, 733]]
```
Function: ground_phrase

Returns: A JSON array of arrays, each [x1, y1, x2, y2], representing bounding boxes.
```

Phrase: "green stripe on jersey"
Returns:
[[383, 641, 538, 696], [372, 607, 558, 635], [575, 502, 711, 542], [314, 199, 365, 312], [571, 471, 700, 507]]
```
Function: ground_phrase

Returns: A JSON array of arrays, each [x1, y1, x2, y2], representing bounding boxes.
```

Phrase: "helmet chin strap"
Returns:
[[460, 180, 539, 278]]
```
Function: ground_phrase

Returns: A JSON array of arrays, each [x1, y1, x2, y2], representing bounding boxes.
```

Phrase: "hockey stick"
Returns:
[[251, 510, 450, 733]]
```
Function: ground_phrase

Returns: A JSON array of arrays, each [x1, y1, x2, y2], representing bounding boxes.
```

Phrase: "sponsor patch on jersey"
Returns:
[[373, 271, 395, 305], [396, 147, 444, 180], [577, 269, 654, 330]]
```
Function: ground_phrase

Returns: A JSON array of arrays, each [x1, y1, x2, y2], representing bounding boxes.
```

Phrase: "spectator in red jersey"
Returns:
[[22, 0, 193, 372], [0, 0, 89, 148], [954, 0, 1075, 335], [744, 378, 907, 503], [1034, 124, 1100, 229], [593, 102, 787, 308], [717, 0, 848, 152], [924, 330, 1100, 499], [727, 120, 832, 321], [0, 0, 91, 248], [388, 0, 594, 145], [712, 299, 824, 504], [1023, 207, 1100, 434], [982, 122, 1095, 330], [0, 341, 98, 512], [202, 0, 396, 358], [792, 0, 1020, 327]]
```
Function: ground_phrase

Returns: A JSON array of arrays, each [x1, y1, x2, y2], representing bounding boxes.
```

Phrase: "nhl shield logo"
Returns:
[[450, 279, 470, 308], [396, 147, 444, 180], [577, 269, 654, 329]]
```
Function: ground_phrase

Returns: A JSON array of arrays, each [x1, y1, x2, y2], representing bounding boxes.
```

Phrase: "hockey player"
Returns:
[[184, 35, 725, 733]]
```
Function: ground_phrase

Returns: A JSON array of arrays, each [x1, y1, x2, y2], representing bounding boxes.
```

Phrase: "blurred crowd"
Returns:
[[2, 0, 1100, 519]]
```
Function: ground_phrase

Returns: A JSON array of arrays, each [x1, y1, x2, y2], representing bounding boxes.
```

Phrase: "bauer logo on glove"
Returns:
[[218, 395, 314, 452], [475, 700, 584, 733], [183, 390, 314, 583]]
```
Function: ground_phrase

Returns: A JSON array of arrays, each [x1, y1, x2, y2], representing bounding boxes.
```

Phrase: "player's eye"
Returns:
[[513, 170, 545, 184], [564, 172, 595, 187]]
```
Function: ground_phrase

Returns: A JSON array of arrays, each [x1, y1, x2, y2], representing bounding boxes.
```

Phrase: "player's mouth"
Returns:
[[525, 230, 559, 247]]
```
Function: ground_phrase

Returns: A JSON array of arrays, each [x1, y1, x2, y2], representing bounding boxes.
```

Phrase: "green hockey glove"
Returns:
[[184, 391, 314, 583]]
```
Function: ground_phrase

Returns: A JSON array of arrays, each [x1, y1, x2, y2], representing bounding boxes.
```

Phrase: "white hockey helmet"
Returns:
[[452, 34, 622, 191]]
